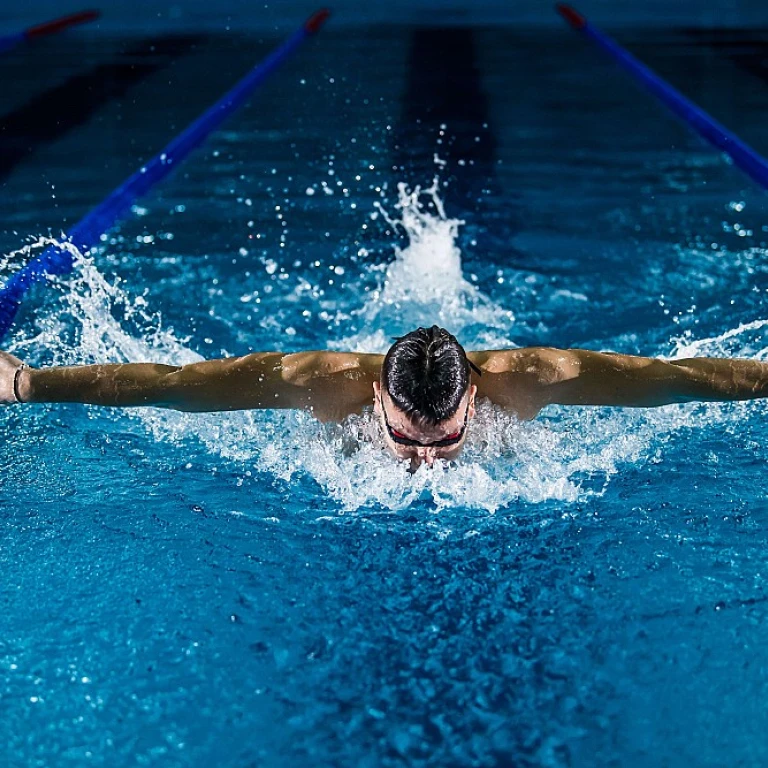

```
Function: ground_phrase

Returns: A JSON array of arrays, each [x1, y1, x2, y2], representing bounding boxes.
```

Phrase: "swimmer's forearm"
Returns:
[[663, 357, 768, 403], [25, 362, 184, 407], [545, 350, 768, 407], [22, 354, 288, 410]]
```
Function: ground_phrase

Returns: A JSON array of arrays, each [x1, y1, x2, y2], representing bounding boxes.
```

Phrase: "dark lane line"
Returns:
[[682, 28, 768, 86], [0, 35, 207, 182], [393, 27, 498, 213]]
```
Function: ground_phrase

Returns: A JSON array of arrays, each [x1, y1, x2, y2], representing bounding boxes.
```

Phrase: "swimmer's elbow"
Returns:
[[157, 365, 238, 411]]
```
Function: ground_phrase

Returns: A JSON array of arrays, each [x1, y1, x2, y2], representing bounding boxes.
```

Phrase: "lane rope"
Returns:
[[0, 10, 101, 54], [556, 4, 768, 190], [0, 9, 330, 340]]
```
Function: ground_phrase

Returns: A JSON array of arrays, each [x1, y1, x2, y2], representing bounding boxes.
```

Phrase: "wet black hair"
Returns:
[[382, 325, 479, 426]]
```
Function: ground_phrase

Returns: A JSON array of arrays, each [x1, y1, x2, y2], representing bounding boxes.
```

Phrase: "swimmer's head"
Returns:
[[373, 326, 478, 469]]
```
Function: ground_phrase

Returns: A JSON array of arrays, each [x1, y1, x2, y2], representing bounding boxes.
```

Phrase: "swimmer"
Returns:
[[3, 325, 768, 469]]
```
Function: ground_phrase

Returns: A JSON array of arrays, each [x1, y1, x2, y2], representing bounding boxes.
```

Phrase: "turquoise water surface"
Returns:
[[2, 20, 768, 766]]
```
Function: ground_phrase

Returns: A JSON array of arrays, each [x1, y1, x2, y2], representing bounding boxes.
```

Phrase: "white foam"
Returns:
[[338, 180, 515, 352], [670, 317, 768, 360], [5, 191, 767, 512]]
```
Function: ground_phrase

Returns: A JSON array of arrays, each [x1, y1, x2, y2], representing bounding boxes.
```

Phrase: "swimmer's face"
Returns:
[[373, 381, 477, 470]]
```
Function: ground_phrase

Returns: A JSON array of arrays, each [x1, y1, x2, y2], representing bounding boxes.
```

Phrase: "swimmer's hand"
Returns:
[[0, 351, 28, 405]]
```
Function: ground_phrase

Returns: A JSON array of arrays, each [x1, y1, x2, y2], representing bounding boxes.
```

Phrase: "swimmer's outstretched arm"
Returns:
[[470, 347, 768, 416], [0, 350, 382, 419]]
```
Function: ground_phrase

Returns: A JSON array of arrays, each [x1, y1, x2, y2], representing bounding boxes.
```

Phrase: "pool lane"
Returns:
[[682, 26, 768, 86], [0, 33, 309, 240], [0, 35, 207, 182], [4, 25, 768, 348], [394, 26, 498, 210], [5, 23, 768, 768]]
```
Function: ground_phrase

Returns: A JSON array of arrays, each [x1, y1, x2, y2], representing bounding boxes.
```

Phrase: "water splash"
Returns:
[[4, 200, 767, 512], [10, 239, 199, 369], [670, 317, 768, 360], [339, 179, 515, 353]]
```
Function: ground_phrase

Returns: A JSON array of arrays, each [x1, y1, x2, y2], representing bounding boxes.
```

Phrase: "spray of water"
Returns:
[[4, 187, 768, 512], [339, 179, 515, 353]]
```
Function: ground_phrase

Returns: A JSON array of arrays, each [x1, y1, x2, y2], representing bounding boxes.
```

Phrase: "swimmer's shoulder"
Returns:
[[280, 350, 383, 385], [468, 347, 576, 419], [468, 346, 574, 382], [278, 350, 383, 422]]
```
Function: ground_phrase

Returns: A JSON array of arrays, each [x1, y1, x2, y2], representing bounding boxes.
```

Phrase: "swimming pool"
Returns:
[[3, 16, 768, 766]]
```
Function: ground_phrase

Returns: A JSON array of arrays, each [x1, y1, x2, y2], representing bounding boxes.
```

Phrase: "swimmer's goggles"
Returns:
[[380, 396, 470, 448]]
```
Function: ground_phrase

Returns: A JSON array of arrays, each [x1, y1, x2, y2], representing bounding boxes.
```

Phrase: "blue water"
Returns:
[[3, 22, 768, 766]]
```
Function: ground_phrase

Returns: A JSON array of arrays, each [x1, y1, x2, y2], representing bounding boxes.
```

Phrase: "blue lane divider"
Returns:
[[0, 10, 100, 55], [556, 4, 768, 190], [0, 8, 330, 340]]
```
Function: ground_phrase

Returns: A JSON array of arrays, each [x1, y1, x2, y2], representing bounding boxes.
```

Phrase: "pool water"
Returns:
[[3, 20, 768, 766]]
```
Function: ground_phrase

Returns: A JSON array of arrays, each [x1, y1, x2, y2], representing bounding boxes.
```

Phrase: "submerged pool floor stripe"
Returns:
[[393, 27, 498, 208], [0, 34, 206, 182], [682, 28, 768, 86]]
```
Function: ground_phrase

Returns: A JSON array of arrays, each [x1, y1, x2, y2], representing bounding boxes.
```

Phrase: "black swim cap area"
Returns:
[[382, 326, 473, 426]]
